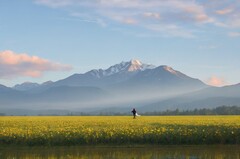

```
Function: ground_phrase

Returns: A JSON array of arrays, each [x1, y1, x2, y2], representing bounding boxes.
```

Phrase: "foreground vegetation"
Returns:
[[0, 116, 239, 146]]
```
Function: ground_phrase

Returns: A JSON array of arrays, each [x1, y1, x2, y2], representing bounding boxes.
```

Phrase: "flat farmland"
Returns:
[[0, 116, 239, 146]]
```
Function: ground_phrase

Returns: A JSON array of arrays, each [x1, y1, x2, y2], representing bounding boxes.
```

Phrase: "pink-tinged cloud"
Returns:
[[0, 50, 72, 78], [215, 8, 233, 15], [206, 76, 227, 87], [35, 0, 240, 38]]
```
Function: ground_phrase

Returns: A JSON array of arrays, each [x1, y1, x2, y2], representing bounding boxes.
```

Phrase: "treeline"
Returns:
[[143, 106, 240, 115], [70, 106, 240, 116], [1, 106, 240, 116]]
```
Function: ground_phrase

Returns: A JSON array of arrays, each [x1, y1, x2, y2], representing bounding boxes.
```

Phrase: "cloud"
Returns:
[[228, 32, 240, 37], [34, 0, 74, 8], [34, 0, 240, 38], [145, 24, 195, 38], [0, 50, 72, 78], [69, 12, 107, 27], [143, 12, 161, 19], [229, 19, 240, 28], [122, 18, 138, 25], [215, 8, 233, 15], [206, 76, 227, 87]]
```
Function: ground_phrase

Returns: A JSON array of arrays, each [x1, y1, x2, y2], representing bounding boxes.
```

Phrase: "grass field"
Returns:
[[0, 116, 239, 146]]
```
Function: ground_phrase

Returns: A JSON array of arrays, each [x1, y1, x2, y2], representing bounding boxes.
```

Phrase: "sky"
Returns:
[[0, 0, 240, 87]]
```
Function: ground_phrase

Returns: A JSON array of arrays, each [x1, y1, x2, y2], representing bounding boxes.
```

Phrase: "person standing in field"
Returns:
[[132, 108, 137, 119]]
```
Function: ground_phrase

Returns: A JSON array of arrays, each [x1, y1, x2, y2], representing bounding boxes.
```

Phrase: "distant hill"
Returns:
[[13, 82, 40, 91], [0, 86, 108, 110], [13, 81, 53, 91], [141, 83, 240, 111]]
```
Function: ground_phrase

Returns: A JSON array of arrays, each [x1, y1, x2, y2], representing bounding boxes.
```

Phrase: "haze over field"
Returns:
[[0, 1, 240, 115]]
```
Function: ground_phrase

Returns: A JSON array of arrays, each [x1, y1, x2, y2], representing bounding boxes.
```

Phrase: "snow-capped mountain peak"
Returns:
[[88, 59, 156, 78], [163, 65, 177, 74], [130, 59, 142, 65], [128, 59, 142, 72]]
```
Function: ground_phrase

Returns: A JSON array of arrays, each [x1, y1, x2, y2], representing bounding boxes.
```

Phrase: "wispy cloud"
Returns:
[[228, 32, 240, 37], [206, 76, 227, 87], [0, 50, 72, 78], [143, 12, 161, 19], [216, 8, 233, 15], [34, 0, 74, 8], [199, 45, 218, 50], [69, 12, 107, 27], [34, 0, 240, 38], [145, 24, 195, 38]]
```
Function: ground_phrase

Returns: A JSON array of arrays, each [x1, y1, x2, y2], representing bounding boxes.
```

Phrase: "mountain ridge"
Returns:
[[44, 59, 207, 91], [0, 59, 238, 115]]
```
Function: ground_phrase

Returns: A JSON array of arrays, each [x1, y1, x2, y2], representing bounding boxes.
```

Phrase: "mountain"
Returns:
[[13, 82, 40, 91], [25, 59, 207, 109], [30, 86, 109, 109], [0, 85, 107, 110], [111, 65, 206, 93], [13, 81, 53, 91], [41, 59, 206, 95], [1, 59, 210, 114], [0, 84, 13, 92], [48, 59, 155, 88], [0, 84, 29, 107], [89, 59, 156, 77], [5, 59, 239, 115], [141, 83, 240, 112]]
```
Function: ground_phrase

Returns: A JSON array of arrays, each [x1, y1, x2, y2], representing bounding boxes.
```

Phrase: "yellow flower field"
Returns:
[[0, 116, 239, 145]]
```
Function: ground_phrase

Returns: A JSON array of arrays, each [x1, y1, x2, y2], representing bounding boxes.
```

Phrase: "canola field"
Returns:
[[0, 116, 239, 146]]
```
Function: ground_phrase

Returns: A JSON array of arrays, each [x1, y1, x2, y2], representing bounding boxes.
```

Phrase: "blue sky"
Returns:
[[0, 0, 240, 87]]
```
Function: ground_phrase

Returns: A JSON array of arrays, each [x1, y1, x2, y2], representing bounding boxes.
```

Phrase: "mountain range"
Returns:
[[0, 59, 239, 115]]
